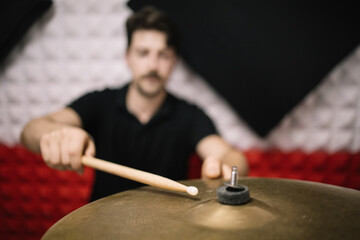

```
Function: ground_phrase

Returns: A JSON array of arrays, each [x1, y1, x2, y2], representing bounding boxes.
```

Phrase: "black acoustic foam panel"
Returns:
[[128, 0, 360, 136], [0, 0, 52, 67]]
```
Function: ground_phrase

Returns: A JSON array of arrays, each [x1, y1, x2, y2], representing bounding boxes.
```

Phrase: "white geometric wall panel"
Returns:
[[0, 0, 359, 153], [268, 47, 360, 153]]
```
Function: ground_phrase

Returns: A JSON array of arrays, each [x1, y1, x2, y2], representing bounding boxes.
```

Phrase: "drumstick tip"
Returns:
[[186, 186, 199, 196]]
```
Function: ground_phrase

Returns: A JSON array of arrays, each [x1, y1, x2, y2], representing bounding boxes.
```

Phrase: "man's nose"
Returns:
[[148, 56, 159, 71]]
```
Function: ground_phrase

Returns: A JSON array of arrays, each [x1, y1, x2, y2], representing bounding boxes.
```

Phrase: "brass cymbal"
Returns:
[[42, 178, 360, 240]]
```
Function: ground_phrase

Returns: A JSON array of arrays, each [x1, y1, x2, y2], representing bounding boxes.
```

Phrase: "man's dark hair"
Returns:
[[126, 6, 179, 54]]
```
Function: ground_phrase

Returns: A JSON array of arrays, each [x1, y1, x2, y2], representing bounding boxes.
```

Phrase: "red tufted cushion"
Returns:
[[0, 144, 94, 240]]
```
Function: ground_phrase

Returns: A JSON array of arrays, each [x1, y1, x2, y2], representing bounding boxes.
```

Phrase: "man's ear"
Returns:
[[125, 48, 130, 66]]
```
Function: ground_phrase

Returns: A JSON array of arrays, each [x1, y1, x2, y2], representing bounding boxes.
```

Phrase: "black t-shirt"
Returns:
[[68, 84, 217, 201]]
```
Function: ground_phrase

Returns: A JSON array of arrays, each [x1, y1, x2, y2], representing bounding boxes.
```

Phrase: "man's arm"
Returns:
[[196, 134, 248, 179], [20, 107, 95, 173]]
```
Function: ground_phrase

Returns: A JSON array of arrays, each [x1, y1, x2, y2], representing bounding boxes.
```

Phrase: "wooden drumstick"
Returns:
[[81, 156, 199, 196]]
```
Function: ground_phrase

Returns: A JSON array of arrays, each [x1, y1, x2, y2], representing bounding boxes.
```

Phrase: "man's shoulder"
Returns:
[[167, 93, 217, 137], [79, 84, 127, 100], [168, 93, 205, 115], [68, 85, 127, 109]]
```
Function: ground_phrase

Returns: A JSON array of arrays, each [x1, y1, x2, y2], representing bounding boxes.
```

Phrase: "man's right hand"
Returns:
[[39, 127, 95, 173]]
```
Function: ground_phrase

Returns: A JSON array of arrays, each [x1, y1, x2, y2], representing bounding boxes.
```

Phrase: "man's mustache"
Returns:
[[141, 71, 162, 81]]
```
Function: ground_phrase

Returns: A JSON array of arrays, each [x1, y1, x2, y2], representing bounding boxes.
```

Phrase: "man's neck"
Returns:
[[126, 83, 167, 124]]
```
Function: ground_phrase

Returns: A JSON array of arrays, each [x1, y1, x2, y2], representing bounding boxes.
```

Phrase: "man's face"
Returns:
[[126, 30, 177, 98]]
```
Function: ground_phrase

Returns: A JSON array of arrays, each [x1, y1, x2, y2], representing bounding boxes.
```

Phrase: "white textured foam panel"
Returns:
[[0, 0, 359, 153], [267, 47, 360, 153]]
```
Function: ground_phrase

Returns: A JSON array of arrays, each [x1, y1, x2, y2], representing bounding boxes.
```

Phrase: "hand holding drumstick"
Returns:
[[22, 121, 198, 196]]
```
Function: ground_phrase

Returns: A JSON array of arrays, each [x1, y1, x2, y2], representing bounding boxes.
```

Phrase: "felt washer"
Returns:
[[216, 166, 251, 205], [216, 184, 251, 205]]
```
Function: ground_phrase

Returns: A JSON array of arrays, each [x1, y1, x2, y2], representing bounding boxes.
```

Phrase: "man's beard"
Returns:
[[135, 71, 165, 98]]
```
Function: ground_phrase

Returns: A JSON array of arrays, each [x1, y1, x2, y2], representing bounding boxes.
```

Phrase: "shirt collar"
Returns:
[[116, 83, 174, 122]]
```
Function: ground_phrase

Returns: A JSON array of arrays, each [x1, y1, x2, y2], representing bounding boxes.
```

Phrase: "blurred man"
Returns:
[[21, 6, 248, 201]]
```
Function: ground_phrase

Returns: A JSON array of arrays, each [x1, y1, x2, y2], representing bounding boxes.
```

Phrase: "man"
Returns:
[[21, 6, 248, 201]]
